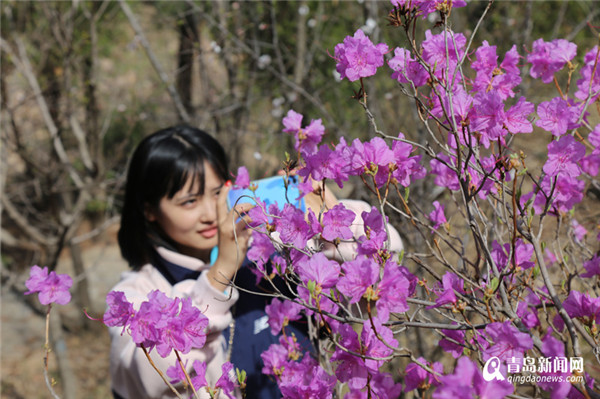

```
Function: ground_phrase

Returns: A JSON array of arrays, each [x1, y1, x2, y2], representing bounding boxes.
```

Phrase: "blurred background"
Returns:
[[2, 1, 600, 397]]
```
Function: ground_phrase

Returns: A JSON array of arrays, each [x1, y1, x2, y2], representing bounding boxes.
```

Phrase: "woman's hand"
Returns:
[[303, 177, 339, 215], [206, 181, 253, 291]]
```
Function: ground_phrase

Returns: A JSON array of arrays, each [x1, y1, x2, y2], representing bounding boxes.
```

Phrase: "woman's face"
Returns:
[[146, 162, 224, 262]]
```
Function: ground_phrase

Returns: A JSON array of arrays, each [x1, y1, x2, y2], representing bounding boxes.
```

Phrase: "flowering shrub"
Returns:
[[27, 1, 600, 398]]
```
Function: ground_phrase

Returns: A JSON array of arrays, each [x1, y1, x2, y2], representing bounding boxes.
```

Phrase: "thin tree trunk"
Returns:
[[176, 5, 198, 115], [49, 310, 79, 399]]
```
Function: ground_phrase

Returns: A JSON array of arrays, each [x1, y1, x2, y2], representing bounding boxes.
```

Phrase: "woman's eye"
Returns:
[[181, 198, 197, 206]]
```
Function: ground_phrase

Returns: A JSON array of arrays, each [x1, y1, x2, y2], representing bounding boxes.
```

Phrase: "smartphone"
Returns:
[[227, 175, 305, 212]]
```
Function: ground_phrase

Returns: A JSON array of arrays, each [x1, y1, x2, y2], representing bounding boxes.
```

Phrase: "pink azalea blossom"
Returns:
[[104, 291, 135, 330], [439, 328, 466, 359], [575, 46, 600, 100], [334, 29, 388, 82], [535, 97, 578, 137], [337, 257, 379, 304], [433, 356, 514, 399], [429, 201, 447, 231], [265, 298, 303, 335], [429, 272, 465, 308], [528, 38, 577, 83], [543, 135, 586, 178], [484, 321, 534, 361], [296, 252, 341, 290], [505, 97, 535, 134], [233, 166, 250, 189], [24, 265, 73, 306], [321, 203, 356, 241], [404, 357, 443, 391], [388, 47, 429, 87], [422, 29, 466, 82], [563, 290, 600, 323], [581, 255, 600, 278]]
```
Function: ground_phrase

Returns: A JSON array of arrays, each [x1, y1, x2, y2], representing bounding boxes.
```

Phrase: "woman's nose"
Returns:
[[199, 197, 217, 223]]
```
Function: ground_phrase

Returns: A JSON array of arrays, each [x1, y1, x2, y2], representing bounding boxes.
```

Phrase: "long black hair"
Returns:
[[118, 125, 229, 269]]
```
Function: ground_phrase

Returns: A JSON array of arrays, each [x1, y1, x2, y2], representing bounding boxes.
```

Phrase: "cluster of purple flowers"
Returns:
[[104, 290, 209, 359], [25, 265, 73, 306]]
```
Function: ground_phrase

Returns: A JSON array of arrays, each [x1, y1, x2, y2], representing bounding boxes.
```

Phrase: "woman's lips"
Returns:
[[199, 226, 218, 239]]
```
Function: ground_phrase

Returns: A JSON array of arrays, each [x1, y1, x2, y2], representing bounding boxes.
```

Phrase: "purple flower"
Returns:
[[190, 360, 208, 391], [581, 255, 600, 278], [349, 137, 395, 177], [536, 97, 578, 137], [538, 331, 571, 399], [505, 97, 535, 134], [439, 328, 466, 359], [104, 291, 135, 329], [404, 357, 443, 391], [490, 239, 535, 271], [278, 356, 336, 399], [391, 134, 426, 186], [469, 91, 506, 148], [321, 203, 356, 241], [277, 203, 312, 248], [433, 356, 514, 399], [357, 206, 389, 256], [296, 252, 341, 291], [246, 231, 276, 273], [571, 219, 588, 241], [589, 124, 600, 146], [299, 144, 350, 189], [128, 300, 162, 350], [472, 42, 521, 100], [346, 371, 402, 399], [155, 316, 186, 358], [334, 29, 388, 82], [430, 154, 460, 191], [178, 297, 209, 352], [582, 149, 600, 176], [376, 260, 411, 322], [533, 174, 585, 213], [24, 265, 48, 293], [528, 38, 577, 83], [261, 340, 293, 377], [422, 29, 466, 82], [282, 109, 303, 133], [429, 272, 465, 308], [166, 359, 188, 385], [331, 324, 369, 390], [429, 201, 447, 231], [24, 265, 73, 306], [265, 298, 303, 335], [234, 166, 250, 189], [543, 135, 586, 178], [337, 257, 379, 304], [575, 46, 600, 100], [361, 315, 397, 372], [563, 290, 600, 323], [516, 301, 540, 329], [282, 109, 325, 155], [484, 321, 533, 361], [215, 362, 237, 399], [388, 47, 429, 87]]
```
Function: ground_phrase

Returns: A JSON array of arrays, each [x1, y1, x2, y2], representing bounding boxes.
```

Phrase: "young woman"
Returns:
[[110, 125, 252, 399], [109, 125, 403, 399]]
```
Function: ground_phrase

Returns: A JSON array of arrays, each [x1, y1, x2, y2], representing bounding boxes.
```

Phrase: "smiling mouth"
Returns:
[[199, 227, 218, 238]]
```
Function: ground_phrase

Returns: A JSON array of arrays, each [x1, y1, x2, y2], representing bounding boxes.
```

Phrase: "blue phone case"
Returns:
[[227, 175, 305, 212]]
